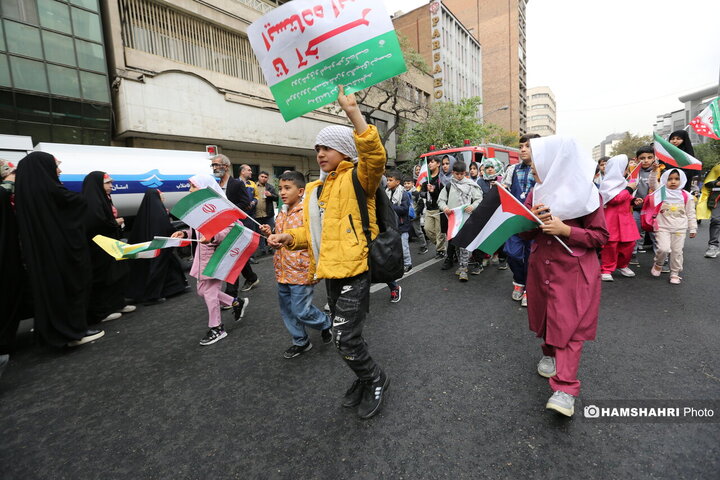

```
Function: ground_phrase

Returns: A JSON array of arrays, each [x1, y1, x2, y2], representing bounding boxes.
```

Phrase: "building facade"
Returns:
[[653, 84, 719, 145], [442, 0, 529, 133], [527, 86, 555, 135], [591, 132, 627, 161], [0, 0, 113, 145], [392, 0, 482, 111]]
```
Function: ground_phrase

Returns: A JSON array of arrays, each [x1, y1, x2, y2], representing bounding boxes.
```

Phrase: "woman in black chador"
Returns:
[[14, 152, 103, 347], [82, 171, 133, 323], [125, 189, 189, 304]]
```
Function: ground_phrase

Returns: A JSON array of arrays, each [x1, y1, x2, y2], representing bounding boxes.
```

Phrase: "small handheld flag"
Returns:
[[415, 158, 429, 188], [202, 224, 260, 283], [444, 205, 470, 241], [171, 188, 247, 239], [653, 133, 703, 171]]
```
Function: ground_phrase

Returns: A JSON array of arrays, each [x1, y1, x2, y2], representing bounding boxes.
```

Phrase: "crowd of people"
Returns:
[[1, 88, 719, 419]]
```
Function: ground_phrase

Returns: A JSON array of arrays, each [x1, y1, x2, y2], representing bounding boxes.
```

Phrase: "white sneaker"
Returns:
[[521, 293, 527, 307], [618, 267, 635, 277], [601, 273, 614, 282], [537, 356, 556, 377], [511, 283, 525, 301], [120, 305, 136, 313], [705, 246, 720, 258], [101, 312, 122, 322], [546, 390, 575, 417]]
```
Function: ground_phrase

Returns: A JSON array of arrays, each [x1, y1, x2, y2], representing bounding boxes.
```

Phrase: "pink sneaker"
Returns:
[[669, 275, 682, 284], [650, 264, 662, 277]]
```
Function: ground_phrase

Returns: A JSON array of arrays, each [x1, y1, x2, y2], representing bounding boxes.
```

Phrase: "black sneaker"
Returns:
[[321, 327, 332, 344], [283, 342, 312, 359], [390, 285, 402, 303], [199, 325, 227, 346], [0, 354, 9, 379], [497, 259, 509, 270], [240, 278, 259, 291], [357, 370, 390, 419], [232, 297, 249, 321], [418, 246, 429, 255], [342, 378, 365, 408], [470, 264, 484, 275], [434, 251, 445, 259]]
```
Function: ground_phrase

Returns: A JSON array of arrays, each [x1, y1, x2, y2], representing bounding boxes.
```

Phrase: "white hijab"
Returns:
[[531, 135, 600, 220], [189, 173, 226, 198], [598, 154, 628, 204], [659, 168, 687, 203]]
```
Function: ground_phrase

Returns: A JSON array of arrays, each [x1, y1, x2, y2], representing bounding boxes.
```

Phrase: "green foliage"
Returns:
[[695, 139, 720, 170], [609, 132, 653, 158], [397, 98, 518, 166], [398, 34, 430, 74]]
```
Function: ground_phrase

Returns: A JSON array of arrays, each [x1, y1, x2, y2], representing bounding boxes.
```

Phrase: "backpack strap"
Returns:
[[351, 167, 373, 247]]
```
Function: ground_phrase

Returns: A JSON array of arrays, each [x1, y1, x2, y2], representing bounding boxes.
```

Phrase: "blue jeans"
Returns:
[[401, 232, 411, 267], [278, 283, 330, 346], [504, 234, 531, 285]]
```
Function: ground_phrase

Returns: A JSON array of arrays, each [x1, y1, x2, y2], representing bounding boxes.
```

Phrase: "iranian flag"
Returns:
[[652, 185, 667, 205], [653, 133, 703, 171], [452, 185, 539, 254], [415, 158, 429, 188], [445, 205, 470, 240], [689, 98, 720, 140], [202, 224, 260, 283], [171, 188, 246, 239]]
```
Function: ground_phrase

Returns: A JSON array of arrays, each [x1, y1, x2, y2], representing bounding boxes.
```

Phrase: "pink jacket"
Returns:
[[184, 227, 231, 281], [603, 189, 640, 242]]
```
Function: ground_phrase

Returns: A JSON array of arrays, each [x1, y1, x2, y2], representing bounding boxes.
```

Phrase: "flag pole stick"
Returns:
[[495, 183, 574, 255]]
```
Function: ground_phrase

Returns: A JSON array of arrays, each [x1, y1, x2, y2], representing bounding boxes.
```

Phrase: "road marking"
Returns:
[[369, 256, 443, 293]]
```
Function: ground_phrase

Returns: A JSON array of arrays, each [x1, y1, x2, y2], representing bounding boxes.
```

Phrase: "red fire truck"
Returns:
[[419, 140, 520, 169]]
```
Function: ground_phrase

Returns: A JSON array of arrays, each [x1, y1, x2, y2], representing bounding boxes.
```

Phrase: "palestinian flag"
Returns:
[[202, 224, 259, 283], [445, 205, 470, 240], [453, 185, 539, 254], [653, 133, 703, 171], [415, 158, 429, 188], [171, 188, 246, 239], [689, 98, 720, 140]]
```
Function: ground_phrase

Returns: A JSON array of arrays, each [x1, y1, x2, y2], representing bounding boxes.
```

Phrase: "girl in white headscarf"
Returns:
[[649, 168, 697, 283], [520, 135, 609, 418], [597, 154, 641, 281], [171, 173, 248, 346]]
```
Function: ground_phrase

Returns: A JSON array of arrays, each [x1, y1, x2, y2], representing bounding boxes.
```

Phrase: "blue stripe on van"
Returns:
[[60, 169, 194, 193]]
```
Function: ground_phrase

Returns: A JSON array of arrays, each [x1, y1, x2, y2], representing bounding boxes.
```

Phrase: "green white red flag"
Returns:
[[653, 133, 703, 171], [171, 188, 247, 239], [652, 185, 667, 205], [452, 185, 539, 254], [202, 224, 260, 283], [689, 98, 720, 140], [415, 158, 429, 188], [445, 205, 470, 240]]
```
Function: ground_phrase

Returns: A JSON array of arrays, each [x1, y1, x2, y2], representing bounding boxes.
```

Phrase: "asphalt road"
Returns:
[[1, 225, 719, 479]]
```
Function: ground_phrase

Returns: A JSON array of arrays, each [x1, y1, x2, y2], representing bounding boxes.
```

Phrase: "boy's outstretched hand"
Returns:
[[267, 233, 293, 249], [337, 85, 368, 135]]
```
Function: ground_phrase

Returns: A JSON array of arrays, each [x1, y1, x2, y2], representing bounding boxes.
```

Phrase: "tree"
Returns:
[[695, 139, 720, 170], [609, 132, 653, 158], [397, 97, 504, 158]]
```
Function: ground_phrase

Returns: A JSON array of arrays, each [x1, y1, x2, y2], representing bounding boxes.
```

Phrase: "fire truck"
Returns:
[[419, 140, 520, 169]]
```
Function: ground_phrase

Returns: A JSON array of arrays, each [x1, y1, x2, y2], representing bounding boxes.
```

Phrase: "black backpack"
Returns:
[[351, 168, 405, 283]]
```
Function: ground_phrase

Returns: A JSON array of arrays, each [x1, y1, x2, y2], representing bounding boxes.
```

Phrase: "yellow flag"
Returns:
[[92, 235, 130, 260]]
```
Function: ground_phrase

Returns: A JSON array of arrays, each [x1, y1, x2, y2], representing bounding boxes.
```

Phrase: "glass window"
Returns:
[[0, 119, 16, 134], [79, 70, 108, 102], [9, 56, 49, 94], [0, 54, 10, 87], [5, 21, 43, 58], [71, 7, 102, 42], [83, 128, 109, 145], [1, 0, 39, 24], [75, 39, 104, 72], [15, 92, 51, 122], [70, 0, 98, 10], [0, 89, 14, 119], [43, 31, 76, 66], [47, 64, 80, 98], [82, 102, 110, 127], [0, 19, 4, 51], [51, 97, 83, 126], [52, 124, 82, 143], [16, 121, 51, 143], [38, 0, 72, 34]]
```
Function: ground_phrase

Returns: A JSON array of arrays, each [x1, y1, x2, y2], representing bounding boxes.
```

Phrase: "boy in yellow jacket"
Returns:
[[268, 86, 389, 419]]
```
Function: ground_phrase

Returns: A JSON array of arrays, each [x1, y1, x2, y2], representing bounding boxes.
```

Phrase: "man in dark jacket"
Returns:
[[386, 171, 412, 272], [255, 171, 279, 255], [212, 155, 259, 292]]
